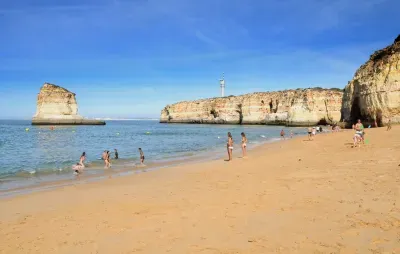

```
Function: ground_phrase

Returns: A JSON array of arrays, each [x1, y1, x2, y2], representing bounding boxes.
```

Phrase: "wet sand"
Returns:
[[0, 127, 399, 253]]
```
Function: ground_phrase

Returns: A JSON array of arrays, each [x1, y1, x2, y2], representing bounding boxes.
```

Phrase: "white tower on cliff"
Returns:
[[220, 73, 225, 97]]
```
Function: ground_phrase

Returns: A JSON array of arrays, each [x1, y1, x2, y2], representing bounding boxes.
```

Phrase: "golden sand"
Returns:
[[1, 127, 399, 253]]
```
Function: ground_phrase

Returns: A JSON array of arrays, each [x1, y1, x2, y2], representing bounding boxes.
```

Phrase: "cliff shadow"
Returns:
[[350, 97, 365, 124]]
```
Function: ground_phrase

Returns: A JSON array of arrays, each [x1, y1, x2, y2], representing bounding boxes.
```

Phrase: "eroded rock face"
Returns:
[[341, 36, 400, 126], [161, 88, 343, 126], [33, 83, 83, 120], [32, 83, 105, 125]]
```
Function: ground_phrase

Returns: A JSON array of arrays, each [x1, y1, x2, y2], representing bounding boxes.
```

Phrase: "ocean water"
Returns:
[[0, 120, 305, 192]]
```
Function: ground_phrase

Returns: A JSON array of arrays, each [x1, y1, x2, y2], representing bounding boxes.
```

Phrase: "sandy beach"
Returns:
[[0, 127, 399, 253]]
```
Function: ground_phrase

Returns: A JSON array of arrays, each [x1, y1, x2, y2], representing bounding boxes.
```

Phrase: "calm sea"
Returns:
[[0, 120, 305, 192]]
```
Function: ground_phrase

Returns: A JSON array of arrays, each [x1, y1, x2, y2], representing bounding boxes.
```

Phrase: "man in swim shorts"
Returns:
[[355, 119, 364, 139]]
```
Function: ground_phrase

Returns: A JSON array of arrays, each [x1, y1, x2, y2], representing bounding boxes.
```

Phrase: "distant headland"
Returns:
[[32, 83, 105, 126], [161, 35, 400, 127]]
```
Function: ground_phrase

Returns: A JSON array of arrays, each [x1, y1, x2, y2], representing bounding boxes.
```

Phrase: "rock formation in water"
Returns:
[[341, 35, 400, 126], [32, 83, 105, 125], [160, 88, 343, 126]]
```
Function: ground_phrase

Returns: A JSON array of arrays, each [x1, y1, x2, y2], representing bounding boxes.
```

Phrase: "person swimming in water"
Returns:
[[138, 148, 145, 165], [227, 132, 233, 161], [241, 132, 248, 158], [114, 149, 119, 159]]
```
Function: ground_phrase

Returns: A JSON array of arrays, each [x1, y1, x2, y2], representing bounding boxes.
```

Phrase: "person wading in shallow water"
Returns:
[[280, 129, 285, 140], [114, 149, 119, 159], [226, 132, 233, 161], [79, 152, 86, 167], [138, 148, 145, 165]]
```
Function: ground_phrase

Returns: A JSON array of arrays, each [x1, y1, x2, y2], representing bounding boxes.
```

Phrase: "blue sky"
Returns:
[[0, 0, 399, 119]]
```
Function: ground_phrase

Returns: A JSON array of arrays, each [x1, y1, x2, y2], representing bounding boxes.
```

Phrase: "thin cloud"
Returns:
[[195, 31, 221, 48]]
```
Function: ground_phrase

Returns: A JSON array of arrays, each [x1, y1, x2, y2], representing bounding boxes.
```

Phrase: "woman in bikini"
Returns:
[[241, 132, 248, 158], [79, 152, 86, 167], [73, 152, 86, 174], [103, 151, 111, 168], [227, 132, 233, 161]]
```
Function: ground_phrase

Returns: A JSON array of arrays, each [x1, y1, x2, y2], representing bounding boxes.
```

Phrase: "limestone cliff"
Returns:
[[341, 35, 400, 126], [160, 88, 343, 126], [32, 83, 105, 125]]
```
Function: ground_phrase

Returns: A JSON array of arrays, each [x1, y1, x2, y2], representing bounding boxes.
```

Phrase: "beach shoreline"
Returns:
[[0, 127, 398, 253], [0, 130, 286, 197], [1, 120, 306, 194]]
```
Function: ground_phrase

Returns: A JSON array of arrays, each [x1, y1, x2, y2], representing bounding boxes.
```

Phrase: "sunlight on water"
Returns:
[[0, 120, 306, 190]]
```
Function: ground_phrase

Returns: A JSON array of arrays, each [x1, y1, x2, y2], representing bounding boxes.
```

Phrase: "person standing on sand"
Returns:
[[353, 132, 362, 148], [280, 129, 285, 140], [138, 148, 145, 165], [241, 132, 248, 158], [227, 132, 233, 161], [355, 119, 364, 142], [312, 127, 316, 137], [307, 127, 313, 140], [387, 119, 392, 131]]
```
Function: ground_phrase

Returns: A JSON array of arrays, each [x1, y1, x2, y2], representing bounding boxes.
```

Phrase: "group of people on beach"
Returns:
[[73, 118, 393, 172], [226, 132, 248, 161], [73, 148, 145, 174]]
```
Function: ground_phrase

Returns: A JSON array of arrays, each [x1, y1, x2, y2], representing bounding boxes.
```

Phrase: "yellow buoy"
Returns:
[[25, 128, 29, 132], [116, 133, 120, 135], [146, 132, 151, 134]]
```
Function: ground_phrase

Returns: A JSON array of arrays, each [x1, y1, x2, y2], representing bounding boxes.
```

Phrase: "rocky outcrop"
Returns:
[[341, 36, 400, 126], [32, 83, 105, 125], [160, 88, 343, 126]]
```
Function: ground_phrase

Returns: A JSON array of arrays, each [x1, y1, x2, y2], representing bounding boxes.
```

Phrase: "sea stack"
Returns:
[[341, 35, 400, 126], [160, 88, 343, 126], [32, 83, 105, 125]]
